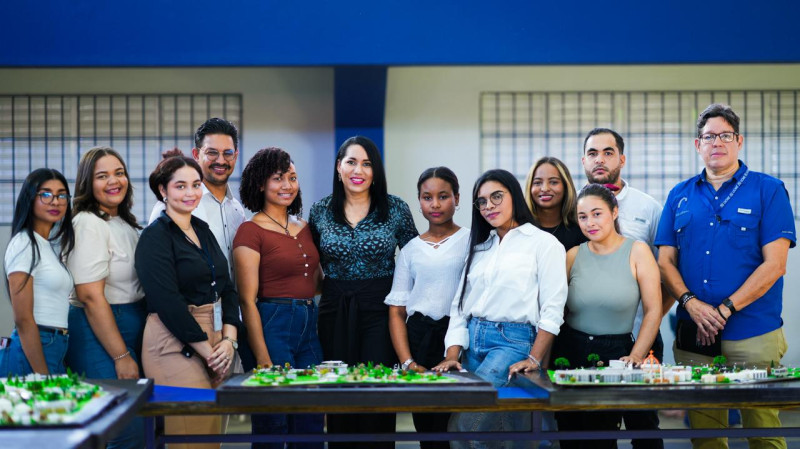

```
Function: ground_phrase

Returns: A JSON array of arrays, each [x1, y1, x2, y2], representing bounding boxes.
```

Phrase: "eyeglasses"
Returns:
[[699, 132, 738, 145], [203, 149, 238, 161], [474, 190, 506, 210], [37, 192, 70, 204]]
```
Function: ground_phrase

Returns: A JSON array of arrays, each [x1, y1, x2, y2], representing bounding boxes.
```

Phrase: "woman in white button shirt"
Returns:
[[434, 169, 568, 449], [385, 167, 469, 449]]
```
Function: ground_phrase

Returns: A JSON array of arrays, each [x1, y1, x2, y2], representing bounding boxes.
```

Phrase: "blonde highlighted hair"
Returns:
[[523, 156, 579, 227]]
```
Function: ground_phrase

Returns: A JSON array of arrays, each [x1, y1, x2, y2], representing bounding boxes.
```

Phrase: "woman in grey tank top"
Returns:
[[553, 184, 662, 449]]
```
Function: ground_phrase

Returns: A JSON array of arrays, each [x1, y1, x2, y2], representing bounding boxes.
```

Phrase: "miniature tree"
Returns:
[[587, 353, 601, 367], [554, 357, 570, 370], [713, 355, 727, 367]]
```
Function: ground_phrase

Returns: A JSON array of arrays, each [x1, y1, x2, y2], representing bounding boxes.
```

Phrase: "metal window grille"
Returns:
[[480, 91, 800, 218], [0, 94, 243, 225]]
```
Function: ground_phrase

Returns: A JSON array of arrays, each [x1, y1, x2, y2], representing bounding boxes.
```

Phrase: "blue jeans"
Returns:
[[66, 302, 146, 449], [0, 328, 68, 376], [252, 299, 324, 449], [450, 318, 535, 449]]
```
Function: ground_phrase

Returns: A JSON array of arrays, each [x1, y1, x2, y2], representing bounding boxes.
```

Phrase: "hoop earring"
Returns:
[[456, 205, 460, 211], [162, 197, 167, 204]]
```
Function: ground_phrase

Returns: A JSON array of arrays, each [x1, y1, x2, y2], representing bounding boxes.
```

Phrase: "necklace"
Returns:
[[546, 223, 562, 235], [261, 210, 291, 236]]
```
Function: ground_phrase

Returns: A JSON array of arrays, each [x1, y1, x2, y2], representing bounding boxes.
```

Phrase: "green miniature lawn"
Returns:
[[243, 371, 458, 387]]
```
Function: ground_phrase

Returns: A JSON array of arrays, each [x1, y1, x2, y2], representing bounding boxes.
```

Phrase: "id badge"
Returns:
[[213, 298, 223, 332]]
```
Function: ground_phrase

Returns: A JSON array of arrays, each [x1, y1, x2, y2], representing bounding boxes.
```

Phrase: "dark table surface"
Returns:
[[215, 371, 497, 410], [1, 378, 154, 449], [512, 371, 800, 411]]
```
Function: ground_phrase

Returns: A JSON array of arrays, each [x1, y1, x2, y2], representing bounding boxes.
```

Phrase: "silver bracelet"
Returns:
[[527, 354, 541, 369], [113, 350, 131, 361]]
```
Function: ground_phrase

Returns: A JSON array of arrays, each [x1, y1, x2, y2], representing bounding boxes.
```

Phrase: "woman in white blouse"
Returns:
[[1, 168, 74, 376], [66, 147, 146, 449], [385, 167, 468, 449], [434, 169, 568, 449]]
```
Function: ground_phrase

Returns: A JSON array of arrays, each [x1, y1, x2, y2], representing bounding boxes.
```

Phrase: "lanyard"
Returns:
[[698, 168, 750, 217], [184, 229, 217, 294], [718, 168, 750, 210]]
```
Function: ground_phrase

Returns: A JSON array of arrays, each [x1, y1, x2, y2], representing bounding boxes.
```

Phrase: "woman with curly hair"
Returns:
[[234, 147, 323, 449]]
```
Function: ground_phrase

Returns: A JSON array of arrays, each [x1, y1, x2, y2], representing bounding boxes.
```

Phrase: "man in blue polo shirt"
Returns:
[[656, 103, 796, 449]]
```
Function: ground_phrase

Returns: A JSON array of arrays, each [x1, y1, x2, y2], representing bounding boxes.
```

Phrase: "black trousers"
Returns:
[[406, 312, 450, 449], [553, 324, 635, 449], [319, 277, 397, 449]]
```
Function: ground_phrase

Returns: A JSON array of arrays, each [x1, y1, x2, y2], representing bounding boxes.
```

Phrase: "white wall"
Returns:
[[0, 67, 335, 335], [385, 64, 800, 365]]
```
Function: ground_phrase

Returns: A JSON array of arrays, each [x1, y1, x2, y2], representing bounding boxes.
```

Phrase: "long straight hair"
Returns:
[[73, 147, 141, 229], [9, 168, 75, 291], [329, 136, 389, 225], [459, 169, 535, 310]]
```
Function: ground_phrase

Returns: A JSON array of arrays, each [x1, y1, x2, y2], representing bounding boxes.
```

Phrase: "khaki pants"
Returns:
[[143, 304, 225, 449], [673, 327, 788, 449]]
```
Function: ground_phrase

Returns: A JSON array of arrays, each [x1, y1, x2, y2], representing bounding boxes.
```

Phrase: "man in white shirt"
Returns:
[[149, 118, 246, 277], [582, 128, 665, 449]]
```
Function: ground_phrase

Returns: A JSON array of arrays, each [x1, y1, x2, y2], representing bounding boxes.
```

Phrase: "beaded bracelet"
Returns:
[[113, 350, 131, 361]]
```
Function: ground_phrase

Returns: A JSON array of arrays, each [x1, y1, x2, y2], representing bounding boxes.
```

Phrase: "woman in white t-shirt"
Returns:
[[1, 168, 75, 376], [66, 147, 146, 449], [385, 167, 468, 449]]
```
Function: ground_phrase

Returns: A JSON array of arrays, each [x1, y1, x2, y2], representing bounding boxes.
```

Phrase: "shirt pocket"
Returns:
[[673, 211, 692, 250], [727, 213, 760, 250]]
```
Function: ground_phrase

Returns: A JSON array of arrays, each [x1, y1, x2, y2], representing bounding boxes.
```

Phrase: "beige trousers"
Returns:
[[143, 304, 224, 449]]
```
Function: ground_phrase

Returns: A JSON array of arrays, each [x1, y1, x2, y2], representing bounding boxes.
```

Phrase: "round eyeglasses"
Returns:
[[203, 149, 238, 161], [474, 190, 506, 211]]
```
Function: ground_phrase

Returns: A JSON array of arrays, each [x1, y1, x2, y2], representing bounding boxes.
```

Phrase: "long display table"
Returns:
[[139, 371, 800, 448]]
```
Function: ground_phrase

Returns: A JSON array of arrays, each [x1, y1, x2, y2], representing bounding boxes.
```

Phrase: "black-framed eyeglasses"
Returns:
[[203, 149, 238, 161], [37, 191, 70, 204], [474, 190, 506, 210], [699, 132, 738, 145]]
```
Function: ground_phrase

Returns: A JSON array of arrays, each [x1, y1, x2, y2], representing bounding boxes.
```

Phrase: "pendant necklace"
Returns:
[[261, 210, 291, 236]]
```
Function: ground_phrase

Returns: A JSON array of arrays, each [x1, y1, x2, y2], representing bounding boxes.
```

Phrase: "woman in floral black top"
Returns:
[[309, 136, 417, 448]]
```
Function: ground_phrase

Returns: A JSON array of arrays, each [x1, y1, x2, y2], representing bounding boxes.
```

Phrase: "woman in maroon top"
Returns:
[[233, 147, 322, 449]]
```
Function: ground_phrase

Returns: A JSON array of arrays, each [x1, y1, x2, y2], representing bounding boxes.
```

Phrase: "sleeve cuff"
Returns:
[[537, 319, 562, 336], [444, 328, 470, 351], [384, 291, 409, 306]]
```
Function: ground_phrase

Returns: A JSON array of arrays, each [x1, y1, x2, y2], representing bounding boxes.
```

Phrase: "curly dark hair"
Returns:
[[239, 147, 302, 215]]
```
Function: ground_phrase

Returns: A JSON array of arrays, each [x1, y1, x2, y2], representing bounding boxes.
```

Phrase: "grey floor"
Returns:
[[221, 410, 800, 448]]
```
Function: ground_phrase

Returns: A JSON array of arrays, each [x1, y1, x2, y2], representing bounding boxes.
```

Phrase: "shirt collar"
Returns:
[[696, 160, 748, 186], [488, 222, 535, 240], [201, 182, 234, 202], [615, 179, 629, 201], [157, 210, 210, 231]]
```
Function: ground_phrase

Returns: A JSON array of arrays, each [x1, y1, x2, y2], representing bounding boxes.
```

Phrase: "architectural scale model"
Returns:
[[0, 372, 107, 425], [549, 352, 799, 386], [243, 361, 459, 387]]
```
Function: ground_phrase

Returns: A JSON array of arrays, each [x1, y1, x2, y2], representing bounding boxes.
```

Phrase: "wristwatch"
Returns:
[[721, 298, 737, 315], [222, 336, 239, 350], [401, 358, 415, 370]]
